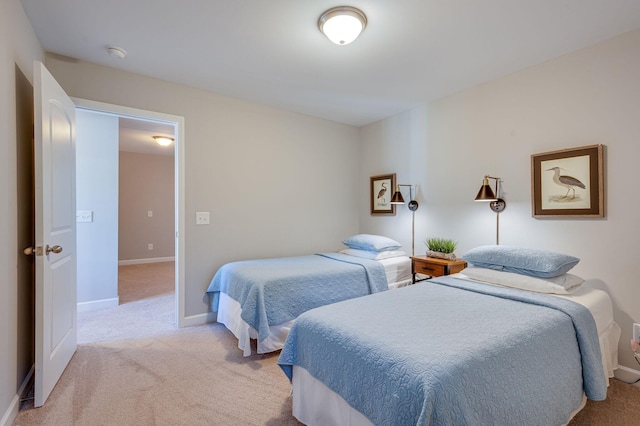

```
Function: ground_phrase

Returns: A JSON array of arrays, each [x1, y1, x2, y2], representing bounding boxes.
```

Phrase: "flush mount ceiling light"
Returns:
[[152, 136, 174, 146], [318, 6, 367, 45], [106, 46, 127, 59]]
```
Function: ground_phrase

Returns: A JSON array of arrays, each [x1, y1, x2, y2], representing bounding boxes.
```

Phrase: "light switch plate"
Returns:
[[196, 211, 210, 225], [76, 210, 93, 223]]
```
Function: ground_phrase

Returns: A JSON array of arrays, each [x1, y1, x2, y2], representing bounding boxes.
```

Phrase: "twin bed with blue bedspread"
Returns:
[[207, 252, 410, 356], [278, 274, 619, 425]]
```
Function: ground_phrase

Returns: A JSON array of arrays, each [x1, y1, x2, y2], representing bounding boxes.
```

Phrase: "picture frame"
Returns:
[[370, 173, 396, 215], [531, 144, 604, 218]]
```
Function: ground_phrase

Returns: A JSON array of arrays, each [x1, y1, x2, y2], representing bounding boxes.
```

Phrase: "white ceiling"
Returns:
[[21, 0, 640, 127]]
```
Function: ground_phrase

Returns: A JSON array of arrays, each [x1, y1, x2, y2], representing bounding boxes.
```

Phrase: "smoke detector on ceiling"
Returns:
[[106, 46, 127, 59]]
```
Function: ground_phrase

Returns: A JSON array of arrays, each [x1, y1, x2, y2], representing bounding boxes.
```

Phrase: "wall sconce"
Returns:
[[318, 6, 367, 45], [475, 175, 506, 245], [391, 184, 419, 256], [152, 136, 174, 146]]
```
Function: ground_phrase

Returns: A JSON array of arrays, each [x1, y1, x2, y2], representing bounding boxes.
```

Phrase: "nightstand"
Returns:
[[410, 255, 467, 283]]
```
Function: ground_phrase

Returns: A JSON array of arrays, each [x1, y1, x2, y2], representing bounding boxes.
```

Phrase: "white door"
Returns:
[[33, 61, 77, 407]]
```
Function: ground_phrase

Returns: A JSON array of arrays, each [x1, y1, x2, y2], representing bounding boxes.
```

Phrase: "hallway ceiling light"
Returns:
[[318, 6, 367, 45], [152, 136, 174, 146], [106, 46, 127, 59]]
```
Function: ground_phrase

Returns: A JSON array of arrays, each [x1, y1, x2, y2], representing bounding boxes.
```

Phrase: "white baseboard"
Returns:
[[0, 365, 34, 426], [179, 311, 217, 328], [77, 297, 119, 312], [118, 257, 175, 266], [0, 393, 19, 426], [614, 365, 640, 387]]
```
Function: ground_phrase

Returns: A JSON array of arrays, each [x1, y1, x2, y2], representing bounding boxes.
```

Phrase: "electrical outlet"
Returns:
[[633, 323, 640, 343], [148, 244, 154, 251], [196, 211, 210, 225]]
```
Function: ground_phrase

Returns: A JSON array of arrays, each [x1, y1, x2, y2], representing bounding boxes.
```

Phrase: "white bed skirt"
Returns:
[[293, 365, 373, 426], [217, 292, 289, 356], [292, 364, 589, 426]]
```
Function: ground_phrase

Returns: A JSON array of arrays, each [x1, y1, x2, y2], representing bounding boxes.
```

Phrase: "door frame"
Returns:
[[73, 98, 187, 327]]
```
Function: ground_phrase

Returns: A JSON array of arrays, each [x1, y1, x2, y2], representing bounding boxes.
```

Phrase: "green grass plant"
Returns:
[[425, 237, 457, 254]]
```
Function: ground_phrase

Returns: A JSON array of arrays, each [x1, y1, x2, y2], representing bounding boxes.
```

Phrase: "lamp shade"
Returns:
[[390, 189, 405, 204], [475, 177, 497, 201], [318, 6, 367, 45]]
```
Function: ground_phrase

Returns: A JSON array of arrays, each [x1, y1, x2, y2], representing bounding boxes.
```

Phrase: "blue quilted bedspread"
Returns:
[[206, 253, 388, 342], [278, 276, 607, 426]]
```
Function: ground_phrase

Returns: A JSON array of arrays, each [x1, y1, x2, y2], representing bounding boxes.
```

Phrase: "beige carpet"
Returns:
[[76, 262, 177, 344], [118, 261, 175, 305], [15, 324, 300, 425], [16, 261, 301, 425], [570, 377, 640, 425], [13, 262, 640, 425], [76, 293, 176, 344]]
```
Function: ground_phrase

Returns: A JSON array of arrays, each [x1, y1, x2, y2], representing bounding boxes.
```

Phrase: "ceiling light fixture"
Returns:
[[107, 46, 127, 59], [152, 136, 174, 146], [318, 6, 367, 45]]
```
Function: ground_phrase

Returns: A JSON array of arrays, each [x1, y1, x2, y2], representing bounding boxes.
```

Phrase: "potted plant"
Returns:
[[425, 237, 458, 260]]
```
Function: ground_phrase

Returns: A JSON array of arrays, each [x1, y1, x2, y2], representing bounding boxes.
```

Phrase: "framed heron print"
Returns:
[[370, 173, 396, 215], [531, 144, 604, 218]]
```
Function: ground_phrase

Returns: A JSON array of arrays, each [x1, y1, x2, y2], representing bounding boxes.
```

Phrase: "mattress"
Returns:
[[289, 276, 620, 425], [216, 255, 412, 355], [379, 255, 412, 289]]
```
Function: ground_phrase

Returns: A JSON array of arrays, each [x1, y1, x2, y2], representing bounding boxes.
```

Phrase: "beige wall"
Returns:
[[43, 56, 362, 318], [360, 29, 640, 371], [119, 151, 175, 261], [0, 0, 44, 422]]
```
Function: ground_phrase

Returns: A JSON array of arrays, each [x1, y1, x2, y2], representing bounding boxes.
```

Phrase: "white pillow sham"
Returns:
[[339, 248, 407, 261], [461, 266, 584, 295], [342, 234, 402, 252]]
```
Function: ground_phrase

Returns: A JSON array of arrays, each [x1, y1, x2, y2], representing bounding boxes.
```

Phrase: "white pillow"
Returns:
[[342, 234, 402, 252], [339, 248, 406, 261], [461, 266, 584, 295]]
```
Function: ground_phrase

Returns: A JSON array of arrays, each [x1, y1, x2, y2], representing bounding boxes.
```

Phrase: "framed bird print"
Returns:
[[370, 173, 396, 215], [531, 144, 604, 218]]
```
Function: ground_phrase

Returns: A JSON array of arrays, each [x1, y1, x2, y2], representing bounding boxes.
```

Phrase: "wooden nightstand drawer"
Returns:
[[414, 262, 446, 276], [410, 256, 468, 282]]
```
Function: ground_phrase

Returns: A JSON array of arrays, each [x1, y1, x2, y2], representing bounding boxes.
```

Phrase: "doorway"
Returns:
[[117, 116, 176, 310], [73, 98, 186, 329]]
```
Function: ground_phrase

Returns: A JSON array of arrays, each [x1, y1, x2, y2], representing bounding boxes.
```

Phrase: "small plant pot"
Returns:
[[426, 250, 456, 260]]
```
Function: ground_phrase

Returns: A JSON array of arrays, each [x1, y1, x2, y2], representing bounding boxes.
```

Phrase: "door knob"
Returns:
[[45, 245, 63, 254]]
